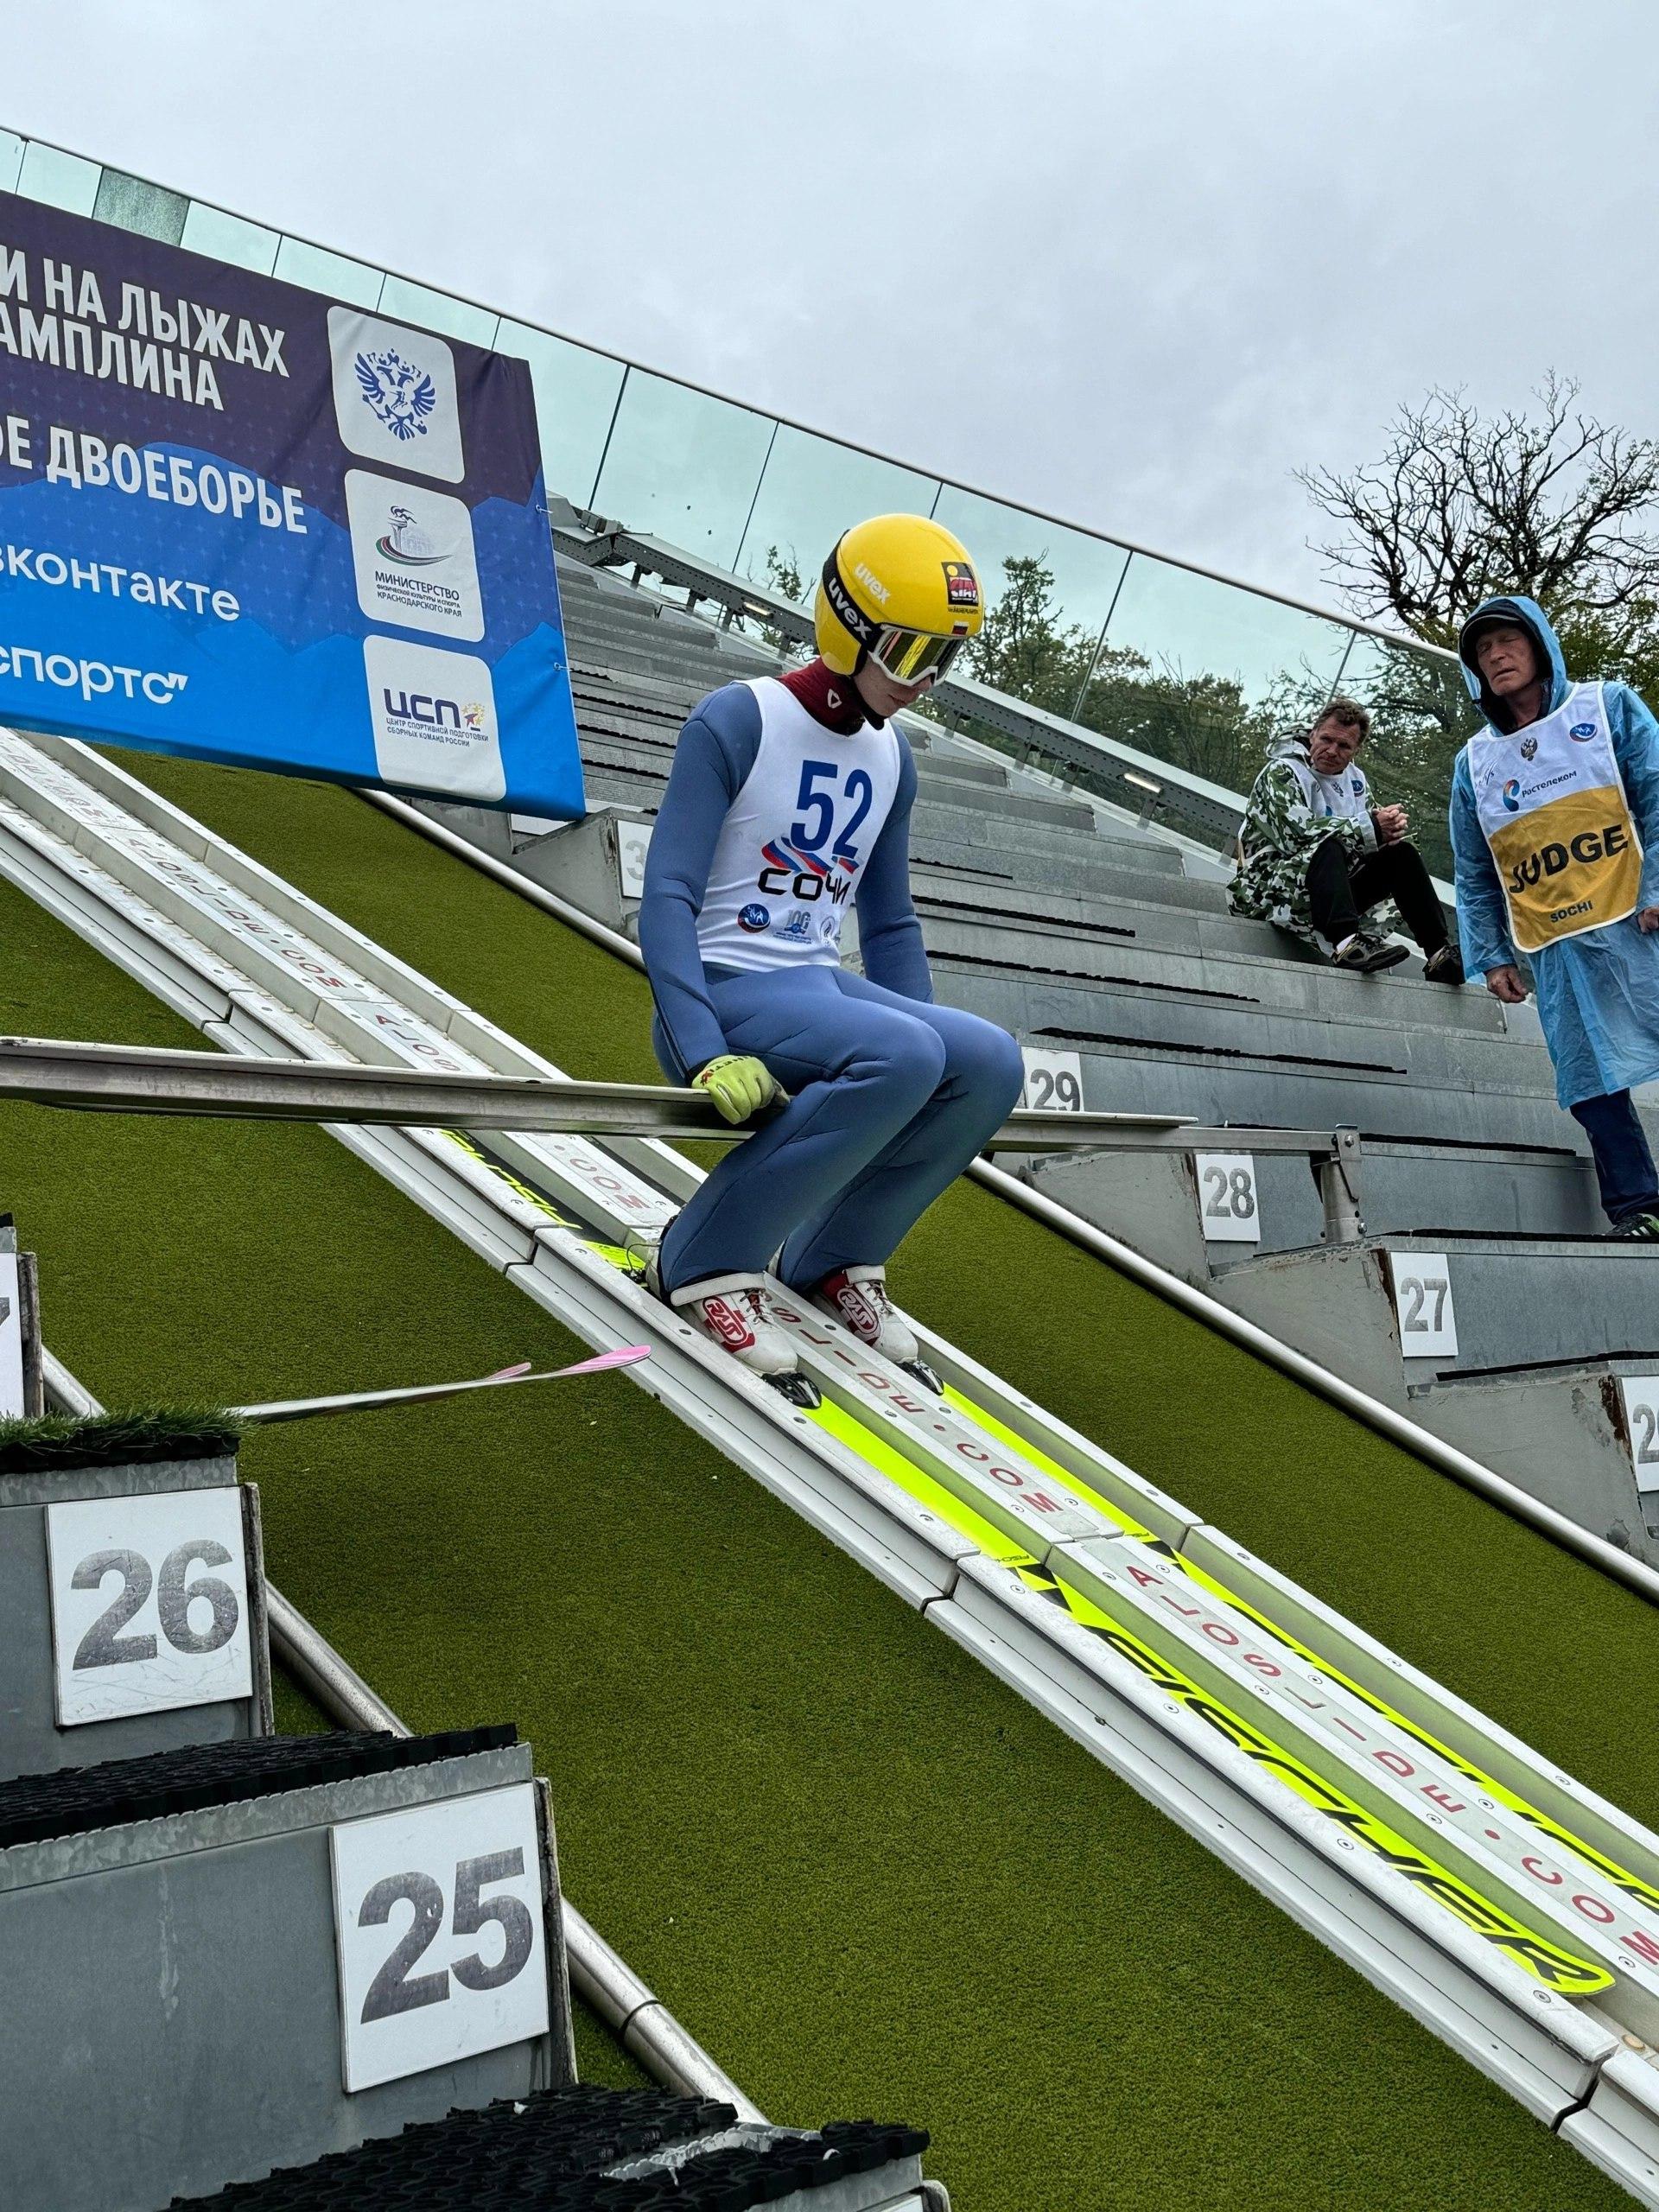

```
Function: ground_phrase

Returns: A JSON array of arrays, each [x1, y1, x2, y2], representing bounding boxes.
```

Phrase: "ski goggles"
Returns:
[[865, 624, 967, 687]]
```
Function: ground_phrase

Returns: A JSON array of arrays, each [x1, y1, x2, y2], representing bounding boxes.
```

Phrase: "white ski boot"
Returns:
[[809, 1265, 943, 1395], [649, 1257, 821, 1408]]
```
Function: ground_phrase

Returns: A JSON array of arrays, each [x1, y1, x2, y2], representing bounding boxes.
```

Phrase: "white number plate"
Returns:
[[1619, 1376, 1659, 1494], [1020, 1046, 1083, 1113], [615, 818, 652, 900], [45, 1487, 253, 1726], [1388, 1250, 1459, 1358], [0, 1251, 22, 1415], [331, 1782, 550, 2092], [1194, 1152, 1261, 1243]]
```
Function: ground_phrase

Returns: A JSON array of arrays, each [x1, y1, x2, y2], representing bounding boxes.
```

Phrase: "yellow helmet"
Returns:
[[814, 513, 983, 686]]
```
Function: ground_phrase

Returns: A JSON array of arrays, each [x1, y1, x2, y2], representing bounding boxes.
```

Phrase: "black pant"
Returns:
[[1570, 1090, 1659, 1225], [1306, 835, 1449, 953]]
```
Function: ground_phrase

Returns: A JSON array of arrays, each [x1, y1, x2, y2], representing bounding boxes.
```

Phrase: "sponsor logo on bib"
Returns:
[[1571, 721, 1598, 741], [738, 903, 771, 932], [1502, 779, 1522, 811]]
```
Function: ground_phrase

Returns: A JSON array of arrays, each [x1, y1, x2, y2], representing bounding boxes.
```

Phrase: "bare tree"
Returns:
[[1298, 375, 1659, 658]]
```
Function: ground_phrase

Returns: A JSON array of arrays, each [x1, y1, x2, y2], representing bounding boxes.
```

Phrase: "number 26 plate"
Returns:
[[44, 1486, 253, 1726], [330, 1783, 550, 2092]]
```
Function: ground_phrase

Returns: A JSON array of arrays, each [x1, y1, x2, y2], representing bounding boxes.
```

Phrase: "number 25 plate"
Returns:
[[331, 1783, 550, 2092]]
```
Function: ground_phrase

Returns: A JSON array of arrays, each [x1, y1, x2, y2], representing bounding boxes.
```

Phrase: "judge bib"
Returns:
[[1470, 681, 1643, 954]]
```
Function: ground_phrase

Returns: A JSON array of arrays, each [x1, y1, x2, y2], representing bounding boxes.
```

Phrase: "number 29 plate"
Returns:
[[330, 1783, 550, 2092]]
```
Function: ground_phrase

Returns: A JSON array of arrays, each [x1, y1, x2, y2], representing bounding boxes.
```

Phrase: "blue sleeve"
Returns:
[[637, 684, 761, 1076], [1605, 683, 1659, 909], [1448, 749, 1516, 976], [855, 740, 931, 1001]]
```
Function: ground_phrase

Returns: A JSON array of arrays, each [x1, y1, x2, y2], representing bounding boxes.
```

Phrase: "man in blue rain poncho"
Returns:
[[1450, 595, 1659, 1239]]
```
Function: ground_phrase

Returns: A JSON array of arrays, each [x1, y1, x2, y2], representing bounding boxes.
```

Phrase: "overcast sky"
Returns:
[[3, 0, 1655, 614]]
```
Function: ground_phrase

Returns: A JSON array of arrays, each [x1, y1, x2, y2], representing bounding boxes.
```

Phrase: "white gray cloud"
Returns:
[[4, 0, 1656, 617]]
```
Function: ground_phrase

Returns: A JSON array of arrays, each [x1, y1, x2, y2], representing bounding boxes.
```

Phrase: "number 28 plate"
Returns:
[[330, 1783, 550, 2092]]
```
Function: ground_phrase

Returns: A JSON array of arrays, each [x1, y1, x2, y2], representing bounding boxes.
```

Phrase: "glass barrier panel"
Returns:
[[1336, 632, 1478, 878], [180, 199, 281, 275], [15, 140, 100, 216], [734, 424, 940, 602], [271, 236, 384, 308], [591, 368, 773, 569], [0, 131, 26, 195], [92, 168, 187, 245], [377, 274, 499, 347], [931, 485, 1130, 718], [1077, 551, 1355, 794], [494, 320, 626, 506]]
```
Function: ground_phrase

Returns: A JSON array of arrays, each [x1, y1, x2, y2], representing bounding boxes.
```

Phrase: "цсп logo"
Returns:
[[1570, 721, 1598, 741], [354, 347, 438, 442], [374, 505, 448, 565]]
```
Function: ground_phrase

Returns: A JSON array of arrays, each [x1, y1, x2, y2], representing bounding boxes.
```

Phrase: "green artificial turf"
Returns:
[[0, 747, 1639, 2208], [268, 1665, 648, 2088]]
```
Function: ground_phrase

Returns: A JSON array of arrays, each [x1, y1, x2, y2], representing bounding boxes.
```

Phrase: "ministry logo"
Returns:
[[354, 347, 438, 443], [345, 471, 484, 644], [376, 505, 448, 565]]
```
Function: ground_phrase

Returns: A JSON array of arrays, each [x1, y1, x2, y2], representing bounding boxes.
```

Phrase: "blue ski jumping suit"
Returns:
[[638, 664, 1024, 1296]]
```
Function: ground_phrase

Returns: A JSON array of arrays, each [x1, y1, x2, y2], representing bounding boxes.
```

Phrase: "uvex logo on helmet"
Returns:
[[821, 559, 878, 645]]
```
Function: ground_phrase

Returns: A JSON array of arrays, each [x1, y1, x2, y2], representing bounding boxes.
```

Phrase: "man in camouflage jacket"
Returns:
[[1230, 696, 1461, 980]]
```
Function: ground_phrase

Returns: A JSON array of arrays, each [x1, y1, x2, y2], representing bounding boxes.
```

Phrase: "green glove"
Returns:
[[692, 1053, 785, 1127]]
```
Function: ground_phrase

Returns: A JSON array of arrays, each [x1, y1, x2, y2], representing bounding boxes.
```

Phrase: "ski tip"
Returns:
[[489, 1361, 536, 1380], [552, 1344, 653, 1377]]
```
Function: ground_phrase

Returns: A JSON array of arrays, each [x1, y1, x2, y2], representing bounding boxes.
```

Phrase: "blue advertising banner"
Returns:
[[0, 191, 584, 817]]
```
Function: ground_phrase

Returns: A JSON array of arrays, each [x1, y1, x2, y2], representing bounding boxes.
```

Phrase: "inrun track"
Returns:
[[3, 736, 1658, 2210]]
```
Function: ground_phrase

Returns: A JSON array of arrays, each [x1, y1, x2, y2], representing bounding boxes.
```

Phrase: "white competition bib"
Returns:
[[1470, 682, 1642, 954], [695, 678, 901, 972]]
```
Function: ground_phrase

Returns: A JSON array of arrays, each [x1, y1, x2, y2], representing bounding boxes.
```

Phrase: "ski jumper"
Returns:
[[638, 662, 1025, 1296]]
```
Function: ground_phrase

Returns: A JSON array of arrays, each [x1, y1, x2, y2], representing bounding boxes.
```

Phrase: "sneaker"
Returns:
[[1608, 1211, 1659, 1243], [1423, 944, 1465, 985], [647, 1257, 822, 1407], [1333, 931, 1409, 975], [810, 1266, 944, 1395]]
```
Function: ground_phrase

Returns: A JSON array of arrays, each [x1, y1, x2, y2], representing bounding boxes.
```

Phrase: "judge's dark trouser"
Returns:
[[1570, 1090, 1659, 1226], [1306, 835, 1450, 954]]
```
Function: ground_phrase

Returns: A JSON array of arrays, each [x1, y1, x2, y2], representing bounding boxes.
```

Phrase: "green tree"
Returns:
[[964, 553, 1276, 794], [966, 554, 1098, 715]]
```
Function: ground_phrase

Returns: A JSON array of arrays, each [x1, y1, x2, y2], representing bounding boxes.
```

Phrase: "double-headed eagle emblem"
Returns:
[[353, 347, 437, 443]]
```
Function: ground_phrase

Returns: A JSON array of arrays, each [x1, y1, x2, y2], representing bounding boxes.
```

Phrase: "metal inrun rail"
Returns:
[[35, 1344, 760, 2123], [1, 725, 1656, 2202], [0, 1033, 1365, 1236]]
